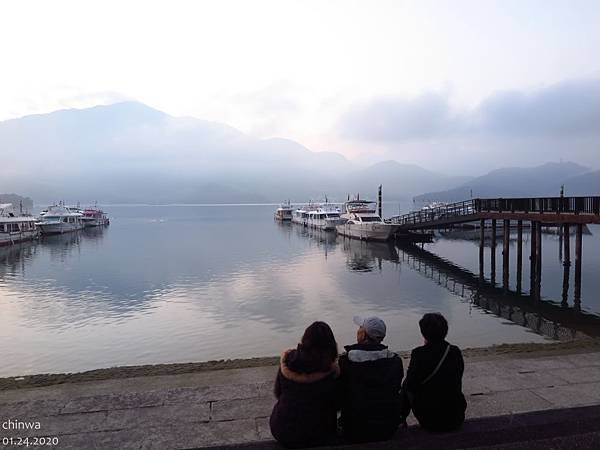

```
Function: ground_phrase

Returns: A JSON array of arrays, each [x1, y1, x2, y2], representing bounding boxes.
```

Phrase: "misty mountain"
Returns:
[[0, 193, 33, 213], [343, 161, 472, 201], [0, 101, 471, 204], [414, 162, 593, 202]]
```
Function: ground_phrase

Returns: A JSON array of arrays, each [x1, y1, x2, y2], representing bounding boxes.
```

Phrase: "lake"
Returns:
[[1, 204, 599, 377]]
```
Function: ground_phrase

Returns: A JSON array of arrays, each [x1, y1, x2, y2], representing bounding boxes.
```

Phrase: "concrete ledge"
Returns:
[[200, 404, 600, 449]]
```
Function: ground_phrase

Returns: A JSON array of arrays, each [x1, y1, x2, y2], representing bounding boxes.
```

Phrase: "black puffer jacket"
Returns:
[[269, 349, 339, 449], [401, 340, 467, 432], [338, 343, 404, 443]]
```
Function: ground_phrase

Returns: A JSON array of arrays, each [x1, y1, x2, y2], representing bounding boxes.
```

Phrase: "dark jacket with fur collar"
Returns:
[[269, 349, 339, 449], [338, 343, 404, 443]]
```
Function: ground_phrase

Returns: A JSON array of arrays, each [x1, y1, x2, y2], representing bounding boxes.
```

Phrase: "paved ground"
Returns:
[[2, 351, 600, 449]]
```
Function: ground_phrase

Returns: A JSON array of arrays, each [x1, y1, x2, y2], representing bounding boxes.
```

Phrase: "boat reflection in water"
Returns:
[[290, 224, 600, 342], [341, 237, 398, 273]]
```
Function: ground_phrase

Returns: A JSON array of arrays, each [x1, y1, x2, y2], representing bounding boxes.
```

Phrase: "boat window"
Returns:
[[360, 217, 382, 222]]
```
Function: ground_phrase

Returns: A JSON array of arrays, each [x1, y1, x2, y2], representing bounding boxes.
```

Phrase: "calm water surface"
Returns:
[[1, 204, 599, 377]]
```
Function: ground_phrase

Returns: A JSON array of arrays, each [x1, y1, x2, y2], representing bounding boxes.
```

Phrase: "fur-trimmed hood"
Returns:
[[280, 350, 340, 383]]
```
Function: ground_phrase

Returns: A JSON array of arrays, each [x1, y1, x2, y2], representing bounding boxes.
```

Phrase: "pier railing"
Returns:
[[476, 197, 600, 215], [388, 199, 476, 226], [389, 196, 600, 227]]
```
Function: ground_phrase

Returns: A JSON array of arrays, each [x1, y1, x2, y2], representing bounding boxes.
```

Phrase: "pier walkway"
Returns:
[[3, 348, 600, 449], [390, 196, 600, 302]]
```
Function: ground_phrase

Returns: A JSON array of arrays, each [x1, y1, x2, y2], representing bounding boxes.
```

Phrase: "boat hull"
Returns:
[[38, 222, 84, 235], [307, 219, 344, 231], [336, 223, 399, 241], [291, 216, 308, 227], [0, 230, 40, 246]]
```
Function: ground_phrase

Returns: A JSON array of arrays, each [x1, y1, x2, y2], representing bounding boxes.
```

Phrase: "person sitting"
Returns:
[[269, 321, 340, 448], [338, 315, 404, 443], [400, 312, 467, 432]]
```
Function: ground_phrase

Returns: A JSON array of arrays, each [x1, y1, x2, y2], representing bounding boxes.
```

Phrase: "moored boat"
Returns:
[[36, 205, 85, 235], [336, 200, 399, 241], [274, 201, 294, 221], [292, 206, 309, 226], [0, 204, 40, 246], [306, 203, 344, 231], [81, 207, 110, 227]]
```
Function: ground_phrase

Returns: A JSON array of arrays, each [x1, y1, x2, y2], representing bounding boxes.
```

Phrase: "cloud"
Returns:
[[477, 79, 600, 138], [339, 93, 458, 142], [339, 78, 600, 143]]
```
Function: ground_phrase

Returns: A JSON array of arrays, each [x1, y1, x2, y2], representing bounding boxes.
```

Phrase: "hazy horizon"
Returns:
[[1, 0, 600, 176]]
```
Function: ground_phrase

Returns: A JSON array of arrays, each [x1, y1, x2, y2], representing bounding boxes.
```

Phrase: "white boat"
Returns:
[[292, 206, 309, 226], [36, 205, 85, 235], [81, 207, 110, 227], [274, 201, 294, 221], [306, 204, 344, 231], [0, 204, 40, 246], [336, 200, 399, 241]]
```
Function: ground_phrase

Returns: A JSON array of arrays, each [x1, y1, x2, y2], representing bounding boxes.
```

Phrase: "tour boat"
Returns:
[[305, 204, 344, 231], [81, 207, 110, 227], [36, 205, 85, 235], [292, 206, 309, 226], [274, 201, 294, 221], [336, 200, 399, 241], [0, 204, 40, 246]]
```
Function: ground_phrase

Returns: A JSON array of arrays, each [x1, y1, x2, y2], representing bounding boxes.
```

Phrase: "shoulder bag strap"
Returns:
[[421, 344, 450, 385]]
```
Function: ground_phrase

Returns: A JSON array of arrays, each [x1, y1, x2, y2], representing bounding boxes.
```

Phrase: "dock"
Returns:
[[389, 196, 600, 302]]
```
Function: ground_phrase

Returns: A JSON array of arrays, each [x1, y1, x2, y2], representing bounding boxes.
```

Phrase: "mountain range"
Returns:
[[415, 162, 598, 202], [0, 101, 598, 205], [0, 102, 468, 204]]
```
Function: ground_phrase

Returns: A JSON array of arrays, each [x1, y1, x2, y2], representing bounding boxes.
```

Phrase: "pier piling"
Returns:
[[574, 224, 583, 310], [503, 219, 510, 291], [479, 219, 485, 282], [535, 222, 542, 299], [562, 224, 571, 306], [530, 221, 537, 296], [491, 219, 497, 285], [516, 220, 523, 294]]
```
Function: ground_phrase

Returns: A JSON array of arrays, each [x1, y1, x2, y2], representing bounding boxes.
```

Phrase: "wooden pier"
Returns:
[[389, 196, 600, 302], [397, 243, 600, 340]]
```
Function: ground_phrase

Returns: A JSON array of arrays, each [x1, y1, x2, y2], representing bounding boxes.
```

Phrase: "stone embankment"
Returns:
[[2, 342, 600, 449]]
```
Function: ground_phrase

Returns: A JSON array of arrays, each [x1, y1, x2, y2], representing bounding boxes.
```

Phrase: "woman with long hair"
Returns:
[[269, 321, 339, 448]]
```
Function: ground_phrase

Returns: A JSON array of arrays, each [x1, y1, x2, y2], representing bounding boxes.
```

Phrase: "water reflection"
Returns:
[[397, 243, 600, 341], [342, 238, 398, 272], [1, 205, 599, 376]]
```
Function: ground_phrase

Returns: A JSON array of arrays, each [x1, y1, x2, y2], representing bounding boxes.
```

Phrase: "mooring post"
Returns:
[[516, 220, 523, 294], [559, 227, 563, 262], [574, 223, 583, 310], [562, 223, 571, 306], [530, 221, 537, 296], [479, 219, 485, 281], [535, 221, 543, 299], [563, 224, 570, 266], [503, 219, 510, 291], [491, 219, 497, 285]]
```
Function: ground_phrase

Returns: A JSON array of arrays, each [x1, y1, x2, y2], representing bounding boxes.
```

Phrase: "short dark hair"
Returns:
[[419, 313, 448, 342]]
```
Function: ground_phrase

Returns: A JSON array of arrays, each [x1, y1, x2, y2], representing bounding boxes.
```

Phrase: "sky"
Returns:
[[1, 0, 600, 174]]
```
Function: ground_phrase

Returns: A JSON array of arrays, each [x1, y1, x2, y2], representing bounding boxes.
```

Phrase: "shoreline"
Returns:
[[3, 339, 600, 392]]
